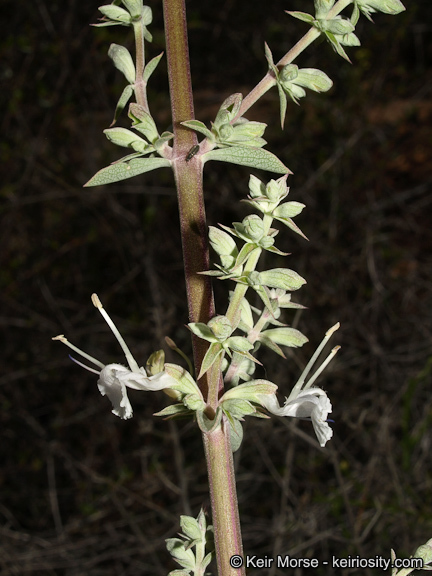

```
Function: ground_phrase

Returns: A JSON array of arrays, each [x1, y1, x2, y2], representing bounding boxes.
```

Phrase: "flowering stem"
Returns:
[[236, 0, 354, 119], [163, 0, 215, 398], [163, 1, 244, 574], [203, 423, 245, 576]]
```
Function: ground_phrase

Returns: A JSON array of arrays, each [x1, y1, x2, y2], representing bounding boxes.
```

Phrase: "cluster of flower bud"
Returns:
[[166, 509, 214, 576]]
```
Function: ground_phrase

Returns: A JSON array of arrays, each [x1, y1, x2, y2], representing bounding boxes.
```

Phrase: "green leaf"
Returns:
[[104, 127, 146, 148], [319, 17, 355, 35], [181, 120, 214, 140], [295, 69, 333, 93], [234, 243, 260, 269], [314, 0, 336, 18], [153, 404, 193, 418], [209, 226, 238, 258], [198, 343, 224, 379], [222, 398, 256, 419], [84, 157, 171, 186], [108, 44, 136, 83], [356, 0, 405, 19], [273, 201, 305, 218], [143, 52, 164, 83], [122, 0, 143, 18], [221, 379, 278, 402], [203, 147, 290, 174], [277, 84, 288, 128], [111, 84, 134, 126], [225, 336, 254, 353], [166, 538, 196, 571], [141, 5, 153, 26], [260, 327, 309, 348], [228, 417, 244, 452], [324, 31, 351, 61], [98, 5, 132, 24], [128, 104, 159, 142], [259, 268, 306, 291], [164, 363, 202, 397], [153, 131, 174, 151], [286, 10, 315, 24], [180, 516, 202, 541], [188, 322, 218, 343], [257, 334, 286, 358], [338, 32, 361, 47], [214, 93, 243, 126]]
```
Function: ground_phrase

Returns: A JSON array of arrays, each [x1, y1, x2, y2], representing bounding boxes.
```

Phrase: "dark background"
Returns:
[[1, 0, 432, 574]]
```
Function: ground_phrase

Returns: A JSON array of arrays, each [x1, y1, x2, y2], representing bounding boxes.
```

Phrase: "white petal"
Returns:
[[97, 364, 133, 419], [310, 394, 333, 447], [258, 388, 333, 447], [119, 369, 177, 391]]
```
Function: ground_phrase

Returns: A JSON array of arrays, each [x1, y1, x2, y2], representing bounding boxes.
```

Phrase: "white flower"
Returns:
[[259, 389, 333, 447], [258, 323, 340, 447], [53, 294, 176, 419]]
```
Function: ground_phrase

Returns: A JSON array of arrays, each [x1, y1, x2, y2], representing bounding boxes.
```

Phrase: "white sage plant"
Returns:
[[51, 1, 427, 576]]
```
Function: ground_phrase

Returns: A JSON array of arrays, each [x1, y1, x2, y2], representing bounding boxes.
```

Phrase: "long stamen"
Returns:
[[52, 335, 105, 370], [304, 345, 340, 389], [69, 354, 100, 375], [91, 293, 140, 373], [287, 322, 340, 402]]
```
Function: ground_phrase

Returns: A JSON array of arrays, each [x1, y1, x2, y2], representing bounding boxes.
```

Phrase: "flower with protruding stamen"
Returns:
[[259, 388, 333, 447], [53, 294, 177, 419], [257, 324, 340, 447]]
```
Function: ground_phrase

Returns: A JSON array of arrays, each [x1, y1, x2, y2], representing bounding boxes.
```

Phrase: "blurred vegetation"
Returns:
[[1, 0, 432, 574]]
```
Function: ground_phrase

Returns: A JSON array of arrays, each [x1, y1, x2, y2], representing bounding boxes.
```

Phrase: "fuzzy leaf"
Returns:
[[188, 322, 218, 343], [180, 516, 202, 541], [164, 363, 202, 397], [221, 380, 278, 402], [260, 327, 309, 348], [225, 336, 254, 353], [166, 539, 196, 570], [143, 52, 164, 83], [257, 334, 286, 358], [203, 147, 290, 175], [228, 417, 244, 452], [122, 0, 144, 18], [181, 120, 214, 140], [324, 31, 351, 61], [104, 127, 146, 148], [259, 268, 306, 291], [319, 17, 354, 35], [108, 43, 135, 84], [273, 201, 305, 219], [98, 5, 131, 23], [84, 157, 170, 186], [295, 69, 333, 93], [198, 343, 224, 379], [111, 84, 134, 126], [153, 404, 193, 418], [356, 0, 405, 19], [286, 10, 315, 24], [128, 104, 159, 142]]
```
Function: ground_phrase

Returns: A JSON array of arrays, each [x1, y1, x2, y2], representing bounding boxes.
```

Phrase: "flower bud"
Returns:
[[218, 123, 234, 141], [280, 64, 299, 83], [208, 315, 232, 341], [242, 215, 265, 241]]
